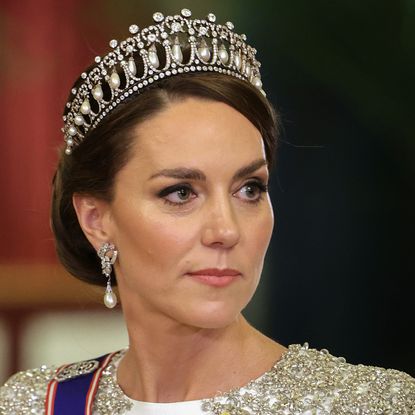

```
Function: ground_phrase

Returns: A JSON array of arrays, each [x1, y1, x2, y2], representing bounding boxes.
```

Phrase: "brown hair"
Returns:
[[51, 73, 279, 285]]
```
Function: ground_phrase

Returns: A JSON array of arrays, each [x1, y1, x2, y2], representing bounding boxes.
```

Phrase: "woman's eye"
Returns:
[[159, 185, 196, 205], [236, 181, 268, 203]]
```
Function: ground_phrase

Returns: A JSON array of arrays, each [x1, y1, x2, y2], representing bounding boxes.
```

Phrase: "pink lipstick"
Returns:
[[187, 268, 241, 287]]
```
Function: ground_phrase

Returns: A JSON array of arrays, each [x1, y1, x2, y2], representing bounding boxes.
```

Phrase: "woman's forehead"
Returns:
[[130, 98, 265, 158]]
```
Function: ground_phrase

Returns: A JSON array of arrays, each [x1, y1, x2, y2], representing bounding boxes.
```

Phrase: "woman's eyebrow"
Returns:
[[232, 159, 267, 181], [149, 168, 206, 181], [149, 159, 267, 181]]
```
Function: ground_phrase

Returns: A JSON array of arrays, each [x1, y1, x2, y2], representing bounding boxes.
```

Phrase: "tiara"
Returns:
[[62, 9, 264, 155]]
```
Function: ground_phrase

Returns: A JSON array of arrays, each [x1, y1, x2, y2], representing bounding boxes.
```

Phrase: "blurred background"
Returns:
[[0, 0, 414, 384]]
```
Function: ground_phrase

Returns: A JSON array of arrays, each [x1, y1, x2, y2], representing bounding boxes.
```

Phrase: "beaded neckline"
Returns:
[[91, 343, 415, 415], [92, 344, 296, 413]]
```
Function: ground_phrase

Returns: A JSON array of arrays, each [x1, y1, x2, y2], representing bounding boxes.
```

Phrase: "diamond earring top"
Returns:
[[97, 243, 118, 309], [62, 9, 264, 155]]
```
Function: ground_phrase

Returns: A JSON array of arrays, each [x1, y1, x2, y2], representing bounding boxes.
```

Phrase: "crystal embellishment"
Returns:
[[153, 12, 164, 22], [129, 24, 139, 34], [181, 8, 191, 17], [207, 13, 216, 22]]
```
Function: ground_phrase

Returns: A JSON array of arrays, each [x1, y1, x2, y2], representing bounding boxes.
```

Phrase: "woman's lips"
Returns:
[[187, 268, 241, 287]]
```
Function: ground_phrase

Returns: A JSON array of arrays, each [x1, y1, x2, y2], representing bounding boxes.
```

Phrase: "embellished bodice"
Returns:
[[1, 344, 414, 414]]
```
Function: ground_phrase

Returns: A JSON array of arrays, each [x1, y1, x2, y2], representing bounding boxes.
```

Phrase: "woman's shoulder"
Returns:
[[279, 344, 415, 412], [206, 343, 415, 414], [0, 364, 57, 414]]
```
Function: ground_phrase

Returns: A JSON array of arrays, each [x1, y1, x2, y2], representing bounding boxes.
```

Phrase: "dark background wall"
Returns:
[[241, 0, 414, 376]]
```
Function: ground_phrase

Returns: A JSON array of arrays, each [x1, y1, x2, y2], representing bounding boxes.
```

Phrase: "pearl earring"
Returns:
[[97, 243, 118, 308]]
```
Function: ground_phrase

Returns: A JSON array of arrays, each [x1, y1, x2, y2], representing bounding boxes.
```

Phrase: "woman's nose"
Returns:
[[201, 196, 240, 249]]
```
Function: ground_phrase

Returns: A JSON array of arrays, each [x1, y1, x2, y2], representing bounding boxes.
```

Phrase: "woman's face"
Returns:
[[105, 97, 274, 329]]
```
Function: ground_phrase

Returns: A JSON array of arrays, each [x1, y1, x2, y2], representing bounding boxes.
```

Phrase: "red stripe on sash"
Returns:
[[85, 352, 117, 415], [45, 365, 68, 415]]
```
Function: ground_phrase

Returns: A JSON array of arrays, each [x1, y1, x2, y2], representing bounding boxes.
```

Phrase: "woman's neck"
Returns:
[[116, 315, 285, 403]]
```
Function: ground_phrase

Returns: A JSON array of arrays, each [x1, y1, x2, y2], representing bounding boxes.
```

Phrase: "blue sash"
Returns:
[[45, 352, 115, 415]]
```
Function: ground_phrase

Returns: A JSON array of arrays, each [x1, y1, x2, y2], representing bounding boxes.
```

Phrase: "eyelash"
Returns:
[[157, 180, 268, 207]]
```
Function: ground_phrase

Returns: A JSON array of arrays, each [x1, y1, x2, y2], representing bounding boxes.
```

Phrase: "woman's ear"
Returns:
[[72, 194, 112, 250]]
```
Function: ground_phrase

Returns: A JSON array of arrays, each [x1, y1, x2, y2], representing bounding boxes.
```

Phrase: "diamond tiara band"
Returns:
[[62, 9, 264, 155]]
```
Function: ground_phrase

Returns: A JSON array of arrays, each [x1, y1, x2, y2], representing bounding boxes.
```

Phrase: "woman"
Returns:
[[0, 9, 413, 415]]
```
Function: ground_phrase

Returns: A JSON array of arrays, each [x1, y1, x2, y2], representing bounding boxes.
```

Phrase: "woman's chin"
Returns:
[[180, 303, 243, 330]]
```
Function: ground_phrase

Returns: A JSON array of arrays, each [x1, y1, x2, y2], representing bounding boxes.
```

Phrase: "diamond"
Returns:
[[207, 13, 216, 22], [71, 88, 77, 95], [129, 24, 139, 34], [171, 22, 182, 32], [126, 45, 133, 53], [109, 39, 118, 48], [188, 28, 195, 35], [148, 34, 156, 42], [181, 8, 191, 17], [241, 34, 247, 41], [161, 32, 168, 39], [153, 12, 164, 22], [81, 72, 87, 79], [226, 21, 234, 30], [94, 56, 101, 63], [198, 27, 208, 36]]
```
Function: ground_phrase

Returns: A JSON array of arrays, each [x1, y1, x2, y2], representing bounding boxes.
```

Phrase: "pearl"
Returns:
[[92, 84, 103, 101], [104, 290, 117, 308], [198, 40, 211, 62], [66, 138, 74, 146], [80, 98, 91, 115], [252, 76, 262, 89], [68, 125, 77, 136], [218, 44, 229, 64], [65, 147, 72, 155], [74, 114, 85, 126], [148, 45, 160, 68], [128, 57, 137, 76], [172, 37, 183, 63], [234, 53, 241, 70], [245, 63, 252, 78], [109, 70, 121, 89]]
